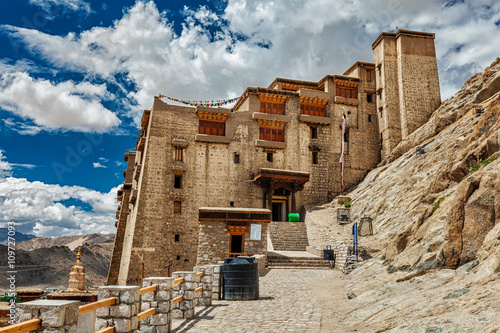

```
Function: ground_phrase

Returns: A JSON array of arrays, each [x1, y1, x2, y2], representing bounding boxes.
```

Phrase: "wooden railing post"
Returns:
[[194, 266, 213, 306], [96, 286, 140, 332], [17, 300, 80, 332], [141, 277, 174, 332], [171, 272, 196, 319]]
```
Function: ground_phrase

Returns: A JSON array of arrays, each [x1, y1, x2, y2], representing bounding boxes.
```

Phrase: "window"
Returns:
[[260, 101, 285, 115], [344, 129, 349, 143], [366, 69, 372, 82], [175, 147, 183, 161], [267, 153, 273, 162], [234, 154, 240, 164], [368, 115, 372, 123], [367, 94, 373, 103], [176, 255, 181, 260], [175, 234, 180, 242], [336, 87, 357, 99], [230, 201, 234, 207], [301, 104, 326, 117], [312, 151, 318, 164], [259, 127, 284, 142], [199, 120, 225, 136], [174, 175, 182, 188], [174, 201, 181, 214], [310, 127, 318, 139]]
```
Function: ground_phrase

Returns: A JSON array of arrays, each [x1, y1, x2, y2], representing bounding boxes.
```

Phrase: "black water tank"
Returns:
[[222, 256, 259, 300]]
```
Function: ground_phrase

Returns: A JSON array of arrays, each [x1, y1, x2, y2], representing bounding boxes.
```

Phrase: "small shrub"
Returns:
[[344, 201, 351, 208], [431, 191, 455, 215], [470, 156, 498, 174]]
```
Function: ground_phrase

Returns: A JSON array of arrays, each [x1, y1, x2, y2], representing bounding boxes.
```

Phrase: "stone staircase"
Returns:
[[267, 251, 331, 269], [269, 222, 309, 251]]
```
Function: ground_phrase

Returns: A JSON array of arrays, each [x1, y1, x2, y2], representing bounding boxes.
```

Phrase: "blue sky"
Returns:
[[0, 0, 499, 237]]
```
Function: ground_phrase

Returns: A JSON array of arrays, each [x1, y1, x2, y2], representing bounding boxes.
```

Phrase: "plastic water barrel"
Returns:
[[222, 256, 259, 300]]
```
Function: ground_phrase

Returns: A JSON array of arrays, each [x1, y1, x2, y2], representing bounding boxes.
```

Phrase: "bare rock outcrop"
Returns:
[[334, 58, 500, 331]]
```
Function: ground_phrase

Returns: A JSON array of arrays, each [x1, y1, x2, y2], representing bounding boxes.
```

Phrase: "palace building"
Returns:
[[107, 29, 441, 286]]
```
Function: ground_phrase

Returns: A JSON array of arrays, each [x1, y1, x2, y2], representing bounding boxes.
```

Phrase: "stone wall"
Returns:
[[252, 254, 267, 275]]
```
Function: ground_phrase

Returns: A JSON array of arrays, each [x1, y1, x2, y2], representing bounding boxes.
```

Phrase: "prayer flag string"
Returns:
[[155, 93, 248, 107]]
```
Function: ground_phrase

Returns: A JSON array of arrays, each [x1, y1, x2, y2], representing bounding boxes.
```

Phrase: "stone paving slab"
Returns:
[[171, 269, 338, 333]]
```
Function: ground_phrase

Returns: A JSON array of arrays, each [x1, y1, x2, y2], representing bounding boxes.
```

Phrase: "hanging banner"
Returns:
[[155, 93, 247, 108]]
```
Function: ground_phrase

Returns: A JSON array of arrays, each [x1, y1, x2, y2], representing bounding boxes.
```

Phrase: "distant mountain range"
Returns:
[[0, 228, 37, 244], [0, 233, 115, 290]]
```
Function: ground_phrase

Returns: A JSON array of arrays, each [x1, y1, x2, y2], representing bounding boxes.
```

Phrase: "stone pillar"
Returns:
[[171, 272, 196, 319], [141, 277, 174, 333], [194, 266, 213, 306], [96, 286, 140, 333], [267, 179, 275, 215], [211, 264, 222, 300], [17, 300, 80, 332]]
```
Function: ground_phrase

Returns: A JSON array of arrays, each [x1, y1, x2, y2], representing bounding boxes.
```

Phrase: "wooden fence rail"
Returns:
[[0, 318, 41, 333]]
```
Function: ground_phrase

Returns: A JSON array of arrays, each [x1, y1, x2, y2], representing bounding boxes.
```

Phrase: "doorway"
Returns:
[[230, 235, 243, 253], [272, 202, 283, 221]]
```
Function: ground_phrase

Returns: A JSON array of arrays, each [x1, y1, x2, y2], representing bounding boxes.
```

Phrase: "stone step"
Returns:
[[267, 266, 332, 270]]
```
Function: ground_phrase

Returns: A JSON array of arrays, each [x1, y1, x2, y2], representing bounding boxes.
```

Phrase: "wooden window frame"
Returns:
[[310, 126, 318, 139], [174, 174, 182, 188], [259, 127, 284, 142], [336, 87, 357, 99], [174, 201, 182, 214], [366, 69, 372, 82], [175, 147, 183, 161], [312, 151, 319, 164], [260, 101, 285, 115], [300, 104, 326, 117], [199, 120, 225, 136]]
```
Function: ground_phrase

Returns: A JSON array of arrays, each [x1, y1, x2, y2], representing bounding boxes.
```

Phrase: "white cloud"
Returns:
[[0, 150, 12, 178], [0, 177, 119, 236], [0, 149, 37, 177], [28, 0, 92, 18], [4, 0, 500, 125], [0, 72, 121, 133], [98, 157, 109, 163], [93, 162, 106, 168]]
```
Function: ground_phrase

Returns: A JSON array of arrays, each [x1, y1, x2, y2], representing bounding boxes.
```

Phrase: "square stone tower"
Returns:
[[372, 30, 441, 159]]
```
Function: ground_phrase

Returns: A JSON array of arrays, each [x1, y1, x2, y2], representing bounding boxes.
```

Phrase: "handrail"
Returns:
[[95, 327, 114, 333], [78, 297, 117, 316], [172, 295, 183, 305], [140, 285, 157, 295], [138, 308, 156, 321], [173, 277, 184, 285], [0, 318, 41, 333], [195, 287, 203, 294]]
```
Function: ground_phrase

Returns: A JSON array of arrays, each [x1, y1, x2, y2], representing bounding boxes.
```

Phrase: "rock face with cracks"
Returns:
[[334, 58, 500, 332]]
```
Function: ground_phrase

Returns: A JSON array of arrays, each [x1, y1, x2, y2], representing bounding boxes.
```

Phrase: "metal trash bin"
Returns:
[[222, 256, 259, 300], [323, 245, 335, 260]]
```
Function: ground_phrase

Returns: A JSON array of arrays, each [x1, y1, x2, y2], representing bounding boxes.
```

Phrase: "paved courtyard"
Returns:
[[172, 268, 346, 333]]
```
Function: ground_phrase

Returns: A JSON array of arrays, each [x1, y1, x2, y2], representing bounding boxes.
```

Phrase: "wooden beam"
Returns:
[[138, 308, 156, 322], [172, 295, 183, 305], [0, 319, 41, 333], [140, 285, 157, 295], [195, 287, 203, 294], [95, 327, 115, 333], [174, 277, 184, 285], [195, 272, 204, 278], [79, 297, 117, 316]]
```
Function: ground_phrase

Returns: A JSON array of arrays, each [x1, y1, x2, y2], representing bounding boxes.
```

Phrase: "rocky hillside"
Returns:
[[0, 234, 114, 290], [334, 58, 500, 331]]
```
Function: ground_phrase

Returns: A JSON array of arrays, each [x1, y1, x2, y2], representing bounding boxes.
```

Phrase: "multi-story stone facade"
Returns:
[[107, 29, 440, 285]]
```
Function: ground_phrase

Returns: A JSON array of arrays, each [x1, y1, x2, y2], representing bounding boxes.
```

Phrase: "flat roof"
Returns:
[[199, 207, 271, 213], [372, 29, 435, 49]]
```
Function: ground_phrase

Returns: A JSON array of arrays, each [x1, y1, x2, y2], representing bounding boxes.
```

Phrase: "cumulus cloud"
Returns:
[[4, 0, 500, 125], [93, 162, 106, 168], [0, 72, 121, 133], [0, 177, 119, 236]]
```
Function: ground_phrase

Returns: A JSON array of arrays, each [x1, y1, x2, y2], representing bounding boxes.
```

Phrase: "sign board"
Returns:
[[249, 224, 262, 241]]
